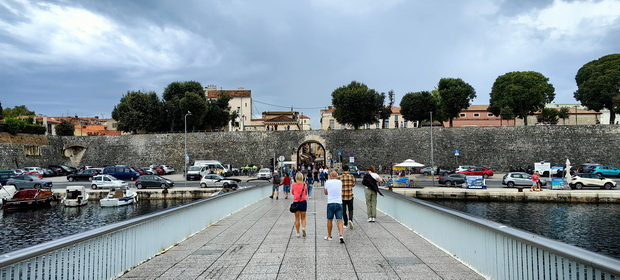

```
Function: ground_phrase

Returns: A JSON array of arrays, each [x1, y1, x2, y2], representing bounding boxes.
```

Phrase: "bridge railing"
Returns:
[[356, 186, 620, 279], [0, 184, 272, 280]]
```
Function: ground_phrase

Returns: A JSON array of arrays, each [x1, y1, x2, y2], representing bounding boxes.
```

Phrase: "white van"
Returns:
[[187, 160, 229, 179]]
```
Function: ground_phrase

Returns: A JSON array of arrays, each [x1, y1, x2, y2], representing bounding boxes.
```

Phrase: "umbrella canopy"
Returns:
[[394, 159, 425, 168]]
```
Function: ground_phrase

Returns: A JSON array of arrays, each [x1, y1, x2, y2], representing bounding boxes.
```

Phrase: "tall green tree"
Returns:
[[3, 105, 35, 118], [437, 78, 476, 127], [55, 120, 75, 136], [488, 71, 555, 126], [558, 107, 570, 125], [204, 93, 233, 130], [0, 102, 3, 119], [112, 91, 163, 133], [536, 108, 559, 124], [162, 81, 205, 131], [399, 91, 438, 126], [574, 54, 620, 124], [378, 90, 395, 128], [331, 81, 383, 129], [179, 92, 208, 130]]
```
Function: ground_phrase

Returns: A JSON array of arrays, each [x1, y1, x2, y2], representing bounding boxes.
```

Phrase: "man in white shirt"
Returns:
[[324, 171, 345, 243]]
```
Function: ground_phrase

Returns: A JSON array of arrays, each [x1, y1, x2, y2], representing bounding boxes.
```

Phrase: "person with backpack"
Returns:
[[269, 171, 281, 199], [306, 170, 314, 199]]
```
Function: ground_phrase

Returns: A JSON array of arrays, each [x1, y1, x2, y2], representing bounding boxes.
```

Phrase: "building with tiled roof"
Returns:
[[245, 111, 310, 131], [35, 116, 122, 136], [205, 85, 252, 131], [320, 106, 416, 130]]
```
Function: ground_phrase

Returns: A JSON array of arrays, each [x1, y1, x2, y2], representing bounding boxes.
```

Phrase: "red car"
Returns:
[[457, 167, 494, 178]]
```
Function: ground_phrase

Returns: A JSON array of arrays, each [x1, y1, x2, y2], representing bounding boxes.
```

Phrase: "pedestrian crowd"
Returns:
[[269, 165, 383, 244]]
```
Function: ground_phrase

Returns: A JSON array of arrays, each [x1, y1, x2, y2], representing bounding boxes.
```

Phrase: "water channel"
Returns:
[[0, 199, 199, 255], [428, 199, 620, 260]]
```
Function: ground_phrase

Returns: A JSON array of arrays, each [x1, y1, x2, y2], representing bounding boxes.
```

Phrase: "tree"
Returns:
[[203, 93, 233, 130], [331, 81, 383, 129], [488, 71, 555, 126], [558, 107, 570, 125], [55, 120, 75, 136], [162, 81, 205, 131], [437, 78, 476, 127], [378, 90, 395, 129], [112, 91, 163, 133], [399, 91, 438, 126], [0, 102, 3, 120], [536, 108, 559, 125], [3, 105, 35, 118], [574, 54, 620, 124]]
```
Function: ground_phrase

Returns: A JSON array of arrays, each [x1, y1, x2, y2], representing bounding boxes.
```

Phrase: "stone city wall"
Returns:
[[0, 125, 618, 172]]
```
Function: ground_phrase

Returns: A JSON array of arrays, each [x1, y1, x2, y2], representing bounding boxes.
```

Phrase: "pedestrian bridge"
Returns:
[[1, 183, 619, 279]]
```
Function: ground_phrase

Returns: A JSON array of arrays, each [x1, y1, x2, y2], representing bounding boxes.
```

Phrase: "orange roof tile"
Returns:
[[207, 90, 251, 98]]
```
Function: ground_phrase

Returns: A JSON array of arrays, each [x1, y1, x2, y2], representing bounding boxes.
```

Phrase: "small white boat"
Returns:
[[61, 186, 89, 207], [0, 184, 18, 207], [100, 187, 138, 207]]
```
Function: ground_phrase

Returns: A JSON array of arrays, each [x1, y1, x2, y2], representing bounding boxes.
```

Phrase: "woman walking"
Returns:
[[306, 170, 314, 199], [362, 165, 383, 222], [291, 172, 308, 237]]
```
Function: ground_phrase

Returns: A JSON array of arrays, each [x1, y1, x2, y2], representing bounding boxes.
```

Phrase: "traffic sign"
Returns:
[[278, 155, 285, 162]]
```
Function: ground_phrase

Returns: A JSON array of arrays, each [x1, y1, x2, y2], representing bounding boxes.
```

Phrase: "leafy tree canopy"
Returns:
[[438, 78, 476, 127], [574, 54, 620, 124], [162, 81, 205, 131], [536, 108, 559, 125], [378, 90, 395, 128], [112, 91, 163, 133], [399, 91, 438, 125], [488, 71, 555, 126], [3, 105, 35, 118], [204, 93, 233, 130], [331, 81, 383, 129], [55, 119, 75, 136]]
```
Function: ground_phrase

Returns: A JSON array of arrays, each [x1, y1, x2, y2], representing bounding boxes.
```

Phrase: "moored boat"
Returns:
[[1, 188, 53, 210], [100, 187, 138, 207], [61, 186, 89, 207], [0, 184, 18, 208]]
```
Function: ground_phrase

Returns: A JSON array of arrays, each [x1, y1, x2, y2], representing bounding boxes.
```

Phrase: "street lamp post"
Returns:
[[184, 111, 192, 186]]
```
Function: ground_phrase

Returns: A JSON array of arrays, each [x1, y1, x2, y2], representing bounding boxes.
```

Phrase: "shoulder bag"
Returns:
[[289, 183, 306, 213]]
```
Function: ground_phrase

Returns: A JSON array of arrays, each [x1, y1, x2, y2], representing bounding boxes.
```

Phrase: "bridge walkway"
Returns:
[[119, 187, 484, 279]]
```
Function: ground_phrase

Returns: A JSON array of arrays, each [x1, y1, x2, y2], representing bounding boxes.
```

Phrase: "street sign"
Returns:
[[278, 155, 285, 162], [454, 149, 460, 156], [338, 150, 342, 156]]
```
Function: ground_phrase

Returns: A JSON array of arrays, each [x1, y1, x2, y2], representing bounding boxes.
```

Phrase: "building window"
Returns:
[[487, 113, 494, 117], [403, 120, 408, 128], [329, 119, 335, 129], [473, 113, 480, 117], [460, 113, 466, 117]]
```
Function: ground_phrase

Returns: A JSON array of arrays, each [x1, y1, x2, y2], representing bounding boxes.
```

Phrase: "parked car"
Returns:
[[141, 167, 155, 175], [0, 171, 16, 185], [502, 172, 547, 188], [48, 165, 75, 176], [41, 168, 55, 177], [457, 167, 494, 178], [160, 165, 175, 174], [257, 168, 272, 180], [149, 165, 166, 175], [90, 174, 129, 190], [186, 166, 204, 180], [455, 165, 476, 173], [6, 174, 53, 189], [591, 165, 620, 177], [103, 165, 141, 180], [135, 175, 174, 189], [67, 169, 100, 181], [569, 173, 617, 190], [578, 163, 600, 173], [437, 173, 467, 187], [200, 174, 241, 189], [24, 167, 44, 178], [419, 166, 453, 176]]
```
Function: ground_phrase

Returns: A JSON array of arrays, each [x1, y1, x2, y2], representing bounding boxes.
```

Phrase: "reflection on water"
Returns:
[[0, 199, 198, 254], [429, 200, 620, 260]]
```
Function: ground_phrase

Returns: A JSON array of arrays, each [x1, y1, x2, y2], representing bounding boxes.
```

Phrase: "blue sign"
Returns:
[[454, 149, 460, 156], [552, 178, 564, 190], [466, 176, 486, 189], [338, 150, 342, 156]]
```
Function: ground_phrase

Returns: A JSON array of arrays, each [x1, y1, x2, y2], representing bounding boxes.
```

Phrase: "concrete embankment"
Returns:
[[52, 187, 222, 201], [390, 186, 620, 203]]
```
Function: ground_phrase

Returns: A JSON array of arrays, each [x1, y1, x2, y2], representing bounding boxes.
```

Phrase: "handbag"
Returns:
[[289, 183, 306, 213]]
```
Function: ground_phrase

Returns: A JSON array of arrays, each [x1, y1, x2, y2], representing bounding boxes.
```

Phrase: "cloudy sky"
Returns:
[[1, 0, 619, 129]]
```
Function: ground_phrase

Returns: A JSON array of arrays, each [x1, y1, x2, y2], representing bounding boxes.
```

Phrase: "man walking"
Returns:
[[339, 165, 355, 229], [269, 171, 280, 199], [324, 171, 345, 243]]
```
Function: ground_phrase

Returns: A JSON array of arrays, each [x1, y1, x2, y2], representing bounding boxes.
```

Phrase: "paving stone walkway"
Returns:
[[118, 187, 484, 280]]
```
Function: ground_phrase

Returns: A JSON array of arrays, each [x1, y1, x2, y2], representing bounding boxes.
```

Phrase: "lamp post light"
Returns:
[[184, 111, 192, 186]]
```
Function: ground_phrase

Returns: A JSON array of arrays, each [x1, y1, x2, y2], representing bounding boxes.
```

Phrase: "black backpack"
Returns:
[[273, 175, 281, 184]]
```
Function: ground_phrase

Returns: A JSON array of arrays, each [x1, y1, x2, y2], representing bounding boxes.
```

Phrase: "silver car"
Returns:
[[200, 174, 240, 188], [502, 172, 547, 188], [90, 174, 129, 190], [6, 174, 53, 189], [257, 168, 272, 180]]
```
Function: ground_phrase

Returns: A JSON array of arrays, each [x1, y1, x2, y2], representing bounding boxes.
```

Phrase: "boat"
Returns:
[[1, 188, 53, 210], [100, 187, 138, 207], [61, 185, 89, 207], [0, 184, 18, 207]]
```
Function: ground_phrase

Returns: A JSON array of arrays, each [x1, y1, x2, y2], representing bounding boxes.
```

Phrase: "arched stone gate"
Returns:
[[291, 135, 331, 169]]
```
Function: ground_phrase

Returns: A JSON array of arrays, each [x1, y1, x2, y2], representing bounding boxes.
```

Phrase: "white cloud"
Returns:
[[0, 1, 221, 72]]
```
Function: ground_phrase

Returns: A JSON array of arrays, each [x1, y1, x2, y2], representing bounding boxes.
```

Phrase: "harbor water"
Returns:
[[0, 199, 199, 255], [429, 199, 620, 260]]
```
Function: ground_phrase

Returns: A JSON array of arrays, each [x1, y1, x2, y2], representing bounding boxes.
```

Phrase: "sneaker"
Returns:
[[269, 196, 273, 199], [368, 218, 373, 222], [285, 196, 288, 199], [371, 218, 376, 222], [276, 196, 279, 200], [349, 221, 353, 229], [295, 233, 300, 238], [340, 236, 345, 243], [324, 236, 332, 241], [302, 228, 306, 237]]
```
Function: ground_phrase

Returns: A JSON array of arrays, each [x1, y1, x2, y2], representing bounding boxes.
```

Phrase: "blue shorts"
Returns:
[[272, 184, 280, 191], [294, 200, 307, 212], [326, 203, 343, 220], [283, 184, 290, 193]]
